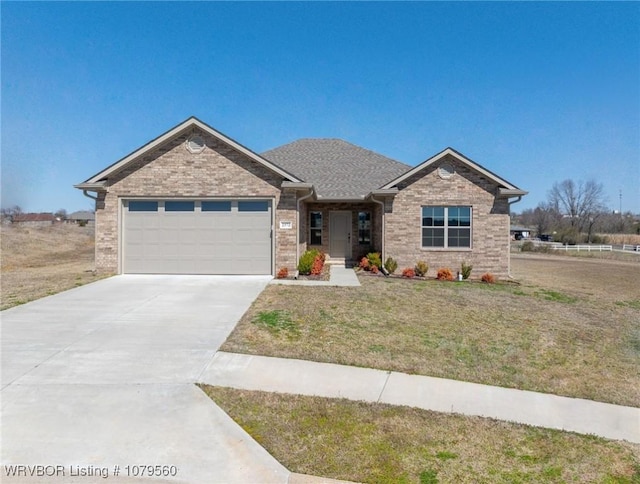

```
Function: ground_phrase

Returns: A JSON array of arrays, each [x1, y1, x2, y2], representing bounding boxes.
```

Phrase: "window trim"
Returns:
[[309, 211, 323, 245], [421, 206, 472, 249]]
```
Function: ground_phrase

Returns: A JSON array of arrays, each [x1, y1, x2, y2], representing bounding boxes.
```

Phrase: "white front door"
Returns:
[[329, 211, 351, 259]]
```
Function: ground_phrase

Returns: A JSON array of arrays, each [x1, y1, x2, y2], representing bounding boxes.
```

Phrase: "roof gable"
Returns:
[[79, 117, 301, 186], [262, 139, 410, 199], [381, 147, 523, 192]]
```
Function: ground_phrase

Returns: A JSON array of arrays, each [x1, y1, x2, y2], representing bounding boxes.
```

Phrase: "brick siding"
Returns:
[[385, 155, 511, 279]]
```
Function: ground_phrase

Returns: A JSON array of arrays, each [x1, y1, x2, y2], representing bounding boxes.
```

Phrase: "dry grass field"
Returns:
[[1, 224, 105, 310], [222, 253, 640, 406]]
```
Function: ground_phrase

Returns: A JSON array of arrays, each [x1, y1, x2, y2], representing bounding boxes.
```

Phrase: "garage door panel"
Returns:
[[123, 200, 272, 275]]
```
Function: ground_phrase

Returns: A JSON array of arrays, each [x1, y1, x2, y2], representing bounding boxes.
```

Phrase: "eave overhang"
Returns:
[[497, 188, 528, 198], [73, 181, 108, 192]]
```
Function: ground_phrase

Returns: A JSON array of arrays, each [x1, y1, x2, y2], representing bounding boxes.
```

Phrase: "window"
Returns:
[[165, 201, 195, 212], [129, 201, 158, 212], [358, 211, 371, 245], [422, 206, 471, 248], [309, 211, 322, 245], [238, 201, 269, 212], [202, 201, 232, 212]]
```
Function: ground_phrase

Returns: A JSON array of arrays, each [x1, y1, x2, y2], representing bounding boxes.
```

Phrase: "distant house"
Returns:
[[12, 213, 56, 228], [68, 211, 95, 226], [510, 225, 531, 240]]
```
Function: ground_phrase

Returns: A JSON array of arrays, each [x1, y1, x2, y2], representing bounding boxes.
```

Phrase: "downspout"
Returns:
[[370, 194, 386, 265], [296, 190, 315, 269], [82, 190, 98, 202], [507, 196, 523, 279]]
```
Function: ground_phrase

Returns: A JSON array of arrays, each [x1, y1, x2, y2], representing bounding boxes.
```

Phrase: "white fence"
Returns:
[[622, 244, 640, 252], [552, 244, 612, 252]]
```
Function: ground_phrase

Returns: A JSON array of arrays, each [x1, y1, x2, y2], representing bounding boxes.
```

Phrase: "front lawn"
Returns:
[[202, 386, 640, 484], [221, 256, 640, 407]]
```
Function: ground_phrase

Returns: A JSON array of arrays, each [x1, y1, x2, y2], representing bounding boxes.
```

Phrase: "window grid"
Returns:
[[422, 206, 471, 248]]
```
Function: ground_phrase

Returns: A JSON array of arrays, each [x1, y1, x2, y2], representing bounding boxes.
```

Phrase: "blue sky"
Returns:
[[2, 1, 639, 214]]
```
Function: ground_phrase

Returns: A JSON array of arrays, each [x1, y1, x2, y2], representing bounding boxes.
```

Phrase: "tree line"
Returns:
[[514, 179, 639, 244]]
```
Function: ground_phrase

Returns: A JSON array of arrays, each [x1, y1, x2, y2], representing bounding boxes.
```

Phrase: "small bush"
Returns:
[[481, 272, 495, 284], [384, 256, 398, 274], [415, 260, 429, 277], [298, 249, 320, 275], [359, 257, 370, 270], [310, 255, 324, 275], [370, 265, 379, 274], [521, 241, 535, 252], [436, 268, 454, 281], [402, 267, 415, 278], [276, 267, 289, 279], [366, 252, 382, 269], [460, 262, 472, 280]]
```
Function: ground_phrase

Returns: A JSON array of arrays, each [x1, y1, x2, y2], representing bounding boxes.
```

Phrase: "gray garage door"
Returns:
[[123, 200, 272, 275]]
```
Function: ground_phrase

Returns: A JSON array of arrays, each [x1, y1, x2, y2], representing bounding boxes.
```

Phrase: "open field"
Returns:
[[1, 224, 105, 310], [222, 254, 640, 406], [203, 386, 640, 484]]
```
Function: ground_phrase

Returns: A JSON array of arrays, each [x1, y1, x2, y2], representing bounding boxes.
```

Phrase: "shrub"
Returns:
[[298, 249, 320, 275], [370, 265, 379, 274], [276, 267, 289, 279], [359, 257, 370, 270], [310, 252, 326, 275], [460, 262, 472, 280], [481, 272, 495, 284], [436, 268, 454, 281], [366, 252, 382, 269], [384, 256, 398, 274], [414, 260, 429, 277], [402, 267, 415, 278], [521, 241, 535, 252]]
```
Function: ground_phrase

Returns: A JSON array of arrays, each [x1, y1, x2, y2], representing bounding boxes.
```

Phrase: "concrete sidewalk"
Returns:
[[201, 352, 640, 444], [271, 265, 360, 287]]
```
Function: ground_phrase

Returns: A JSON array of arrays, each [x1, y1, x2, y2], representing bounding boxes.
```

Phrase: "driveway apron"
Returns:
[[1, 275, 288, 483]]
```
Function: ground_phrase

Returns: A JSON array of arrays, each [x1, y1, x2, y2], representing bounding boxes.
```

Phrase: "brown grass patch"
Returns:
[[1, 224, 107, 310], [222, 255, 640, 406], [202, 386, 640, 484]]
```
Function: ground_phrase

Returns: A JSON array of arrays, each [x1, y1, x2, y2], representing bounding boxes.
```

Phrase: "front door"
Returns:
[[329, 211, 351, 259]]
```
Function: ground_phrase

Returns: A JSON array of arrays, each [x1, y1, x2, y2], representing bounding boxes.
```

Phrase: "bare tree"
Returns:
[[54, 208, 68, 220], [0, 205, 23, 221], [548, 179, 606, 232]]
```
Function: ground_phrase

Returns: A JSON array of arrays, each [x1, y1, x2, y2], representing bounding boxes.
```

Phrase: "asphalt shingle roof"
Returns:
[[261, 139, 410, 199]]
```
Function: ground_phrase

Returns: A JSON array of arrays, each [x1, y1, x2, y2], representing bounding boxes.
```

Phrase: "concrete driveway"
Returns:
[[1, 275, 288, 483]]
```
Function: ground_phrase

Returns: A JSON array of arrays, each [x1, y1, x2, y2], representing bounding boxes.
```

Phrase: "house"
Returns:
[[75, 117, 526, 278], [68, 210, 96, 226], [11, 213, 56, 227], [510, 225, 531, 240]]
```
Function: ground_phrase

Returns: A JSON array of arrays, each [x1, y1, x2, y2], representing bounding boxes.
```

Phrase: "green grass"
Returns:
[[202, 386, 640, 484]]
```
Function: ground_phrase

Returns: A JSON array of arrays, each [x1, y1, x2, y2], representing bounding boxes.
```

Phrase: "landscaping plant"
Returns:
[[366, 252, 382, 270], [402, 267, 416, 278], [384, 256, 398, 274], [460, 262, 472, 280], [481, 273, 495, 284], [298, 249, 321, 275], [436, 268, 454, 281], [277, 267, 289, 279], [414, 260, 429, 277]]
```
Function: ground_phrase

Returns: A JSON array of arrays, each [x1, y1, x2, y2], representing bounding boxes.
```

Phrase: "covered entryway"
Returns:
[[123, 199, 272, 275]]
